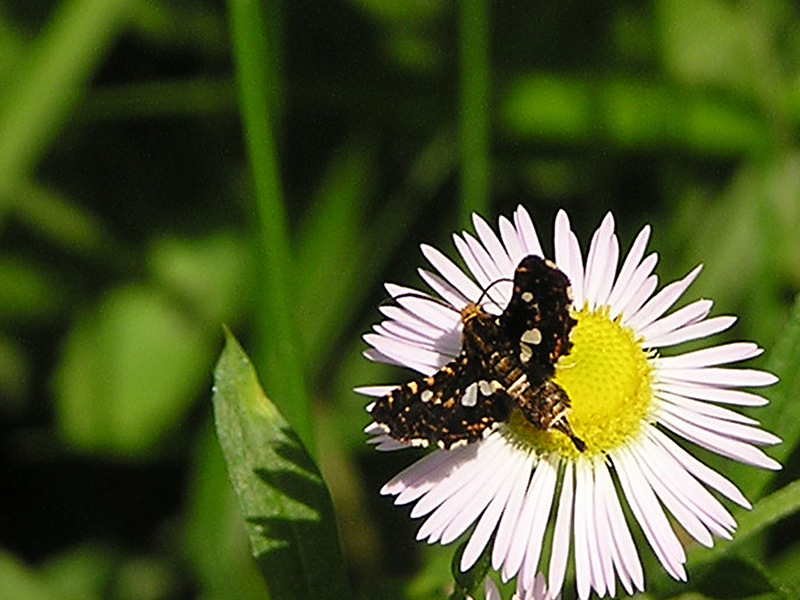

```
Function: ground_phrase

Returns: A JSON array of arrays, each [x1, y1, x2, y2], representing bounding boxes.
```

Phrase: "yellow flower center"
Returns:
[[505, 305, 654, 458]]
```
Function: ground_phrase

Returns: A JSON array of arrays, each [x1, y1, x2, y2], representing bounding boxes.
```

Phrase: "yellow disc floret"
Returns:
[[506, 305, 654, 458]]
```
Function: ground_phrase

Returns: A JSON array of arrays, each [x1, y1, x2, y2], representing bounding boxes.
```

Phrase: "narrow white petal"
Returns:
[[587, 462, 616, 596], [654, 380, 768, 406], [462, 447, 528, 570], [421, 243, 483, 302], [547, 461, 574, 598], [474, 213, 515, 275], [610, 253, 658, 319], [554, 210, 585, 307], [648, 427, 751, 508], [657, 409, 782, 469], [499, 215, 527, 264], [628, 445, 715, 547], [613, 447, 687, 581], [657, 402, 779, 446], [377, 320, 462, 357], [646, 315, 737, 348], [379, 304, 451, 338], [464, 231, 507, 284], [656, 389, 760, 425], [374, 437, 413, 451], [626, 265, 702, 331], [386, 283, 461, 330], [607, 224, 651, 311], [453, 234, 496, 297], [354, 385, 397, 397], [619, 275, 659, 325], [595, 460, 644, 593], [363, 333, 448, 373], [492, 453, 536, 571], [638, 298, 713, 343], [583, 212, 618, 310], [454, 234, 511, 311], [574, 461, 605, 600], [658, 367, 778, 388], [502, 457, 558, 582], [514, 205, 545, 258], [418, 268, 471, 310], [384, 446, 470, 500], [656, 342, 763, 369], [483, 578, 503, 600]]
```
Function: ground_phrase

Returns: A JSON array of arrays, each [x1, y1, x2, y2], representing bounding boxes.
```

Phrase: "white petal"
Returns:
[[499, 215, 527, 265], [385, 283, 461, 330], [554, 210, 585, 307], [462, 446, 529, 570], [363, 332, 448, 373], [354, 385, 397, 397], [655, 342, 763, 369], [547, 461, 574, 598], [646, 315, 737, 348], [383, 447, 470, 500], [594, 460, 643, 593], [583, 212, 618, 310], [502, 457, 558, 582], [453, 234, 510, 312], [619, 275, 659, 326], [514, 206, 545, 258], [657, 367, 778, 388], [626, 265, 702, 331], [607, 224, 651, 313], [421, 243, 483, 302], [483, 578, 503, 600], [418, 268, 471, 309], [638, 299, 714, 344], [492, 453, 536, 571], [379, 304, 451, 339], [474, 213, 515, 275], [657, 409, 782, 469], [655, 389, 760, 425], [648, 427, 751, 508], [654, 380, 769, 406], [613, 446, 687, 581]]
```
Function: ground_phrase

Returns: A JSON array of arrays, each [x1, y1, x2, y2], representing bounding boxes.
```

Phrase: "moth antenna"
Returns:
[[474, 277, 513, 309]]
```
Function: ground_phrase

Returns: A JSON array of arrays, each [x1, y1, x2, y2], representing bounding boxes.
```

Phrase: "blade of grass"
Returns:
[[0, 0, 135, 208], [213, 329, 350, 600], [226, 0, 312, 452], [459, 0, 491, 225]]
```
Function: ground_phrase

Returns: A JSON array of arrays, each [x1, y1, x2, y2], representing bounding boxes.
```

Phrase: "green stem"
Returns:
[[226, 0, 313, 453], [459, 0, 491, 225]]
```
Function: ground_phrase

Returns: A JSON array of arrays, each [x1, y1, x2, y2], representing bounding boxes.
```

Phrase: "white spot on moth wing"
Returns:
[[521, 328, 542, 345], [449, 439, 469, 450], [520, 343, 533, 364], [521, 291, 534, 303], [365, 402, 376, 413], [462, 382, 479, 407], [410, 438, 430, 448], [478, 380, 493, 396], [421, 389, 434, 403]]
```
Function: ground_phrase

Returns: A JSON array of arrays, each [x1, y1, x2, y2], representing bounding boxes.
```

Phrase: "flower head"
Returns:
[[359, 207, 780, 599]]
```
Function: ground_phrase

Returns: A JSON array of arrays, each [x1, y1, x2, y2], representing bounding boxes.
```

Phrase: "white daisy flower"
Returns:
[[358, 207, 780, 599]]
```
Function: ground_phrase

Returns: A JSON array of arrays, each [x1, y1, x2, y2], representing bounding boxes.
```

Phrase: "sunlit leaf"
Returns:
[[212, 330, 350, 600]]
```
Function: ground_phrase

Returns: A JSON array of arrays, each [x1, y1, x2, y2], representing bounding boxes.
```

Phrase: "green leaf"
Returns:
[[212, 330, 350, 600], [54, 285, 214, 455], [0, 552, 54, 600]]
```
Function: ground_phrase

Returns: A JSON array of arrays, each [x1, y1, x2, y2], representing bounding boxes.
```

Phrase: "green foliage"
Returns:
[[2, 0, 800, 599], [212, 330, 350, 600]]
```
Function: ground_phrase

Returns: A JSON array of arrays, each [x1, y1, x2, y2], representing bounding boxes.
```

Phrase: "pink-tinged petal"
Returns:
[[499, 215, 527, 264], [655, 390, 760, 425], [594, 460, 643, 594], [483, 578, 503, 600], [657, 401, 781, 445], [385, 283, 461, 330], [554, 210, 585, 307], [619, 275, 659, 325], [583, 212, 618, 310], [654, 380, 768, 406], [547, 461, 574, 597], [656, 342, 763, 369], [657, 367, 778, 388], [363, 332, 449, 373], [421, 243, 483, 302], [656, 408, 782, 469], [649, 427, 751, 508], [453, 233, 511, 312], [418, 268, 470, 309], [379, 304, 452, 338], [607, 224, 651, 313], [638, 298, 713, 343], [354, 385, 397, 397], [626, 265, 702, 331], [474, 213, 515, 275], [462, 447, 529, 570], [501, 457, 558, 582], [645, 315, 737, 348], [514, 206, 544, 258], [492, 453, 536, 571], [613, 446, 687, 581], [610, 253, 658, 320]]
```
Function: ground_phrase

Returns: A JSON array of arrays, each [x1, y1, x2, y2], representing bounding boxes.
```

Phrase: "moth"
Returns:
[[368, 255, 585, 451]]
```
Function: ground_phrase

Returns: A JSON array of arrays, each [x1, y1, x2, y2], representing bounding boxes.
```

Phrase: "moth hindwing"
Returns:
[[369, 255, 585, 451]]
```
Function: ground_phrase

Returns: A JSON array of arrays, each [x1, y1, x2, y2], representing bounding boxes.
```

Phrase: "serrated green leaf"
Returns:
[[212, 330, 350, 600]]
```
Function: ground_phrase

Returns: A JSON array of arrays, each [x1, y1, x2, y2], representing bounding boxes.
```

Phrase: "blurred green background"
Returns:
[[1, 0, 800, 598]]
